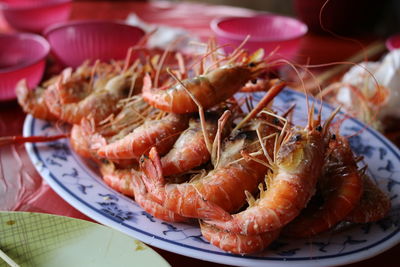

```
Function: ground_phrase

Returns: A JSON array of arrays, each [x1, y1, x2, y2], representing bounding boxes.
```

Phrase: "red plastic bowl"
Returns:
[[44, 20, 146, 68], [210, 15, 308, 62], [386, 34, 400, 51], [0, 33, 50, 101], [0, 0, 72, 33]]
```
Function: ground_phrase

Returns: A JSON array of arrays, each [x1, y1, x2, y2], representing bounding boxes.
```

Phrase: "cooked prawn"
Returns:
[[16, 80, 58, 121], [99, 162, 186, 222], [44, 71, 140, 124], [70, 124, 93, 159], [200, 222, 280, 255], [160, 111, 229, 176], [346, 173, 391, 223], [283, 134, 363, 238], [99, 162, 135, 197], [96, 113, 189, 160], [205, 108, 339, 235], [142, 50, 267, 114], [140, 116, 280, 221]]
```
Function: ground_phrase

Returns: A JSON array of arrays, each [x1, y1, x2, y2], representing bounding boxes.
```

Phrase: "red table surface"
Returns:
[[0, 1, 398, 266]]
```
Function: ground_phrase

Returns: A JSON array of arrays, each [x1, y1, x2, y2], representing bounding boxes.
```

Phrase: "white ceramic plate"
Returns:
[[23, 89, 400, 267], [0, 211, 170, 267]]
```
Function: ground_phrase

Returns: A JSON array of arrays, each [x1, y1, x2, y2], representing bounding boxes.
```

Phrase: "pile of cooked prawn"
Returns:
[[11, 42, 391, 255]]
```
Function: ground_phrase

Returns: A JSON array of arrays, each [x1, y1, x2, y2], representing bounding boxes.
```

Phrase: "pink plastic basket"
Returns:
[[211, 14, 307, 62], [0, 33, 50, 101], [44, 20, 146, 68], [386, 34, 400, 51], [0, 0, 72, 33]]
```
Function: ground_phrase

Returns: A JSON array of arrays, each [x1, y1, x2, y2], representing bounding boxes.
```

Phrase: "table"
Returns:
[[0, 1, 398, 266]]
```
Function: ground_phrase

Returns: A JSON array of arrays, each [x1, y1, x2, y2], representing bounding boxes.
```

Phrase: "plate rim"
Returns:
[[23, 89, 400, 267]]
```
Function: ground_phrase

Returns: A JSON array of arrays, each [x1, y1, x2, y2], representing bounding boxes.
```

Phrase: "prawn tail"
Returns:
[[200, 221, 280, 255], [193, 200, 232, 221], [140, 147, 167, 203], [130, 170, 188, 223]]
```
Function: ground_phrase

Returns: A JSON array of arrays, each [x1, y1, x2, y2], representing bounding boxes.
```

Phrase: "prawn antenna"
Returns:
[[233, 81, 286, 132], [322, 106, 341, 137], [259, 110, 289, 154], [166, 68, 213, 154], [212, 110, 231, 169], [256, 127, 275, 169], [227, 35, 251, 64]]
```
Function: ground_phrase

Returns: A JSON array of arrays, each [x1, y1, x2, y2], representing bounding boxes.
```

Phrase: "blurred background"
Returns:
[[93, 0, 399, 37]]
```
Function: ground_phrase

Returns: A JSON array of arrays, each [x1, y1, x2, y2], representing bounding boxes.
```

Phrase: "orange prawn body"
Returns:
[[200, 222, 280, 255], [97, 113, 189, 160], [142, 61, 265, 114], [283, 135, 363, 238], [160, 115, 219, 176], [207, 125, 329, 235]]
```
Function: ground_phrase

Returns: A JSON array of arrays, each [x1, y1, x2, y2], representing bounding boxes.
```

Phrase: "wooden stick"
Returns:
[[296, 41, 386, 92], [0, 134, 69, 147], [0, 248, 20, 267]]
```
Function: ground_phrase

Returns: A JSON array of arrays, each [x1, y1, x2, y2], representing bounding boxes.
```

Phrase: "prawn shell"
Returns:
[[143, 64, 257, 114], [97, 114, 189, 160], [160, 117, 218, 176]]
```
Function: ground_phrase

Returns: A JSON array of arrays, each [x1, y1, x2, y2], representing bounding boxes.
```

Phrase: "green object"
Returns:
[[0, 212, 170, 267]]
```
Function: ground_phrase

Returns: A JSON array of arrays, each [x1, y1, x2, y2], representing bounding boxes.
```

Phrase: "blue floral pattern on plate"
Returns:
[[24, 89, 400, 267]]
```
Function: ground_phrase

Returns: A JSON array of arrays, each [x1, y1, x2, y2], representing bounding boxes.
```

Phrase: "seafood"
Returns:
[[99, 162, 135, 197], [160, 111, 228, 176], [200, 222, 280, 255], [97, 113, 189, 160], [346, 174, 391, 223], [11, 38, 394, 256], [142, 50, 267, 114], [16, 80, 58, 121], [70, 124, 93, 159], [99, 162, 186, 222], [44, 71, 139, 124], [283, 134, 363, 238], [140, 115, 280, 221], [205, 108, 338, 235]]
